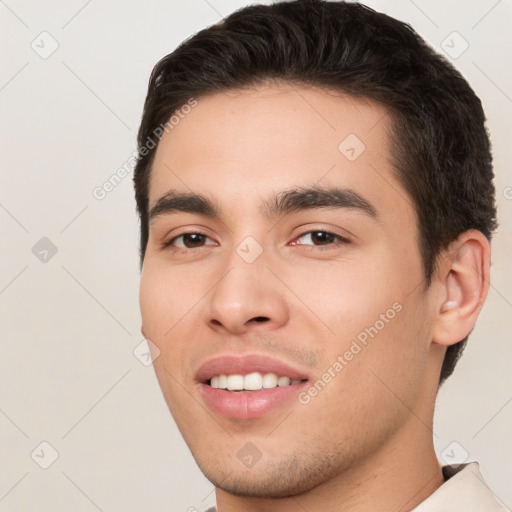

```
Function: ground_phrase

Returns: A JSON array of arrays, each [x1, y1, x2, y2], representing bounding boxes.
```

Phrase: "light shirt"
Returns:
[[204, 462, 508, 511], [412, 462, 507, 511]]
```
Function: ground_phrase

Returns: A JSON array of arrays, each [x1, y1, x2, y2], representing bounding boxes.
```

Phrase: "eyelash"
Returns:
[[163, 229, 350, 251]]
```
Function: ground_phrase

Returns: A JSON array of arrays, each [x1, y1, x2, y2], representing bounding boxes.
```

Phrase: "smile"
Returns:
[[197, 355, 311, 419], [209, 372, 306, 391]]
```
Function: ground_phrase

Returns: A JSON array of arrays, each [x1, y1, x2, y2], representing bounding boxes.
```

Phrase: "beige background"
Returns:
[[0, 0, 511, 510]]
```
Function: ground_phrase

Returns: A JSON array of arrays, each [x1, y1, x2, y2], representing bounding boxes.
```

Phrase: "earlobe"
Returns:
[[432, 230, 491, 347]]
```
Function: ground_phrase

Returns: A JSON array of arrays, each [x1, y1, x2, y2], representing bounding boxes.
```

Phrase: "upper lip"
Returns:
[[196, 354, 311, 383]]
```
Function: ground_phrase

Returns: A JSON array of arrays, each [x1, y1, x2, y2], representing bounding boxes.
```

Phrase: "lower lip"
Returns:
[[200, 382, 308, 420]]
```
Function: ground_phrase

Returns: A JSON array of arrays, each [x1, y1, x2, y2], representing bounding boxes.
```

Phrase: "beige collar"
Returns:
[[412, 462, 507, 511]]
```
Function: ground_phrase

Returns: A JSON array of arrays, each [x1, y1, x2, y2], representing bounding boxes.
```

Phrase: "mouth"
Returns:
[[196, 355, 310, 419], [208, 372, 307, 391]]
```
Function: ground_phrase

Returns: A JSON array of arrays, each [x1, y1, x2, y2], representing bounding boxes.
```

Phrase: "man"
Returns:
[[133, 1, 505, 510]]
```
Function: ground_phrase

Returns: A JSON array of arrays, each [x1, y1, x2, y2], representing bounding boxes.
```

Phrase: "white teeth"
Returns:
[[262, 373, 278, 388], [277, 376, 291, 386], [209, 372, 304, 391], [227, 374, 244, 391], [218, 374, 228, 388], [244, 372, 263, 391]]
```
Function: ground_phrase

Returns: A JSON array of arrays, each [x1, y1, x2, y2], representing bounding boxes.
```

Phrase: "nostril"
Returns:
[[251, 316, 269, 323]]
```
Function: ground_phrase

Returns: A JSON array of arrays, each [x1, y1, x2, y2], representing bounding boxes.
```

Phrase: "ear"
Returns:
[[432, 229, 491, 347]]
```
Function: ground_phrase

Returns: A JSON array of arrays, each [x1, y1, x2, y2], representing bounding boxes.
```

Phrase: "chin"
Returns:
[[195, 452, 341, 499]]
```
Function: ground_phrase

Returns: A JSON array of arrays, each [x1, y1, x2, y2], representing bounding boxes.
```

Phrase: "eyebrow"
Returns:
[[149, 191, 216, 224], [265, 186, 378, 219], [148, 185, 378, 225]]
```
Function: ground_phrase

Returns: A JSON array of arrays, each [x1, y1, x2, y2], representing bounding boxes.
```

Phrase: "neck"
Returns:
[[214, 415, 444, 512]]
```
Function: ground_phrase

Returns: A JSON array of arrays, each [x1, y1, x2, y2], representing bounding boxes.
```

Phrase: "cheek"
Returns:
[[288, 247, 428, 378], [139, 262, 203, 339], [334, 288, 431, 422], [285, 252, 405, 340], [139, 265, 197, 415], [139, 261, 213, 392]]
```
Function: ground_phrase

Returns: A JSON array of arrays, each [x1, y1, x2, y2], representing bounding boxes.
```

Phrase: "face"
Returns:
[[139, 85, 440, 497]]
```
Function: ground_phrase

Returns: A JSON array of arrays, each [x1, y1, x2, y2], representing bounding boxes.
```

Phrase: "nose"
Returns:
[[204, 255, 290, 335]]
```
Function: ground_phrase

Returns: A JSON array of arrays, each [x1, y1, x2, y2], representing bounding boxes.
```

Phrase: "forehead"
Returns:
[[149, 84, 411, 224]]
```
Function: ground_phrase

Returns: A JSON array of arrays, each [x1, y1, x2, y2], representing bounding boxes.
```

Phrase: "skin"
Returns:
[[139, 84, 490, 512]]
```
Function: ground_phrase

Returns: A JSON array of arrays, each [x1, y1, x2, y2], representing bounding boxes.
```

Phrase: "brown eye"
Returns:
[[295, 230, 348, 246], [310, 231, 337, 245], [167, 232, 215, 249]]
